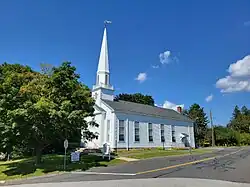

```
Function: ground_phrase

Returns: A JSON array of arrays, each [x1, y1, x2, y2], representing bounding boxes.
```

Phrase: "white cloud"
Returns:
[[152, 65, 159, 69], [228, 55, 250, 77], [159, 50, 178, 65], [244, 21, 250, 27], [216, 55, 250, 93], [205, 94, 213, 102], [162, 100, 184, 111], [163, 100, 176, 109], [159, 50, 171, 64], [135, 72, 147, 83], [216, 76, 250, 93]]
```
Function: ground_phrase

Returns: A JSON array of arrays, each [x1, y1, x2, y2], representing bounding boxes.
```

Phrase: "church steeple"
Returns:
[[97, 27, 109, 75], [93, 21, 114, 102]]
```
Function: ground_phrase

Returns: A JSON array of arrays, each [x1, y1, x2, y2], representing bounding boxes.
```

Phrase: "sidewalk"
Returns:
[[88, 152, 138, 162], [116, 157, 138, 162]]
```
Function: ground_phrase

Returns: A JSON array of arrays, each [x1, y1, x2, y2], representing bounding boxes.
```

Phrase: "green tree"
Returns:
[[185, 103, 209, 146], [114, 93, 155, 106], [241, 106, 249, 116], [232, 105, 241, 119], [1, 62, 98, 164], [239, 133, 250, 145], [229, 105, 250, 133], [40, 63, 53, 76], [0, 63, 34, 160], [204, 127, 212, 145], [214, 126, 240, 146]]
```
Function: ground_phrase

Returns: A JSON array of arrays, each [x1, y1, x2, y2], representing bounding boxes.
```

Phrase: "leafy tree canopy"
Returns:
[[185, 103, 209, 146], [0, 63, 35, 159], [0, 62, 98, 163], [114, 93, 155, 106], [232, 105, 241, 119], [214, 126, 240, 146], [229, 105, 250, 133]]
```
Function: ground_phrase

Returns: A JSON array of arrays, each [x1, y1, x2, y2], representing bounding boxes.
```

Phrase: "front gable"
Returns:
[[93, 104, 106, 115]]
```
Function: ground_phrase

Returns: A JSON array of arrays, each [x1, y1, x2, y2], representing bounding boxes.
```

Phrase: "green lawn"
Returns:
[[0, 154, 126, 181], [117, 148, 212, 159]]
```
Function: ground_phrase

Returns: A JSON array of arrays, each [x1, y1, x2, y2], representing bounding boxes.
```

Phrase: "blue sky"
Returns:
[[0, 0, 250, 125]]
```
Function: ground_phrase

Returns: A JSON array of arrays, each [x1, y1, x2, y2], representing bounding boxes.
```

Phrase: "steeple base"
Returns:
[[92, 86, 114, 102]]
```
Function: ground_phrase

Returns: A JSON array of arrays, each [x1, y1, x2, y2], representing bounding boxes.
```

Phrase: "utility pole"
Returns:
[[210, 110, 215, 147]]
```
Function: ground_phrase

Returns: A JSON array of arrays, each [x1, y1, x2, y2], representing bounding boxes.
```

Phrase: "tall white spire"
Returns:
[[92, 21, 114, 102], [94, 21, 113, 89], [97, 27, 109, 73]]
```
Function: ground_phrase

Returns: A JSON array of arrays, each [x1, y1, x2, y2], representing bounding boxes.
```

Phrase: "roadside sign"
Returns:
[[64, 139, 68, 149], [71, 152, 80, 162], [63, 139, 68, 170]]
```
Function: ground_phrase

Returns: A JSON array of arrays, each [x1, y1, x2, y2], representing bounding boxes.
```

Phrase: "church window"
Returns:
[[172, 125, 176, 142], [119, 120, 125, 142], [107, 120, 110, 142], [97, 75, 99, 85], [161, 124, 165, 143], [148, 123, 153, 142], [134, 121, 140, 142], [105, 74, 109, 85]]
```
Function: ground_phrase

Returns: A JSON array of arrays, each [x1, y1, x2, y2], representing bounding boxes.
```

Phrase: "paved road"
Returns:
[[4, 178, 250, 187], [3, 147, 250, 185]]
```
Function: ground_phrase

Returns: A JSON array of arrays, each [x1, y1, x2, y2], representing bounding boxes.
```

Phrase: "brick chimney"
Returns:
[[177, 106, 182, 113]]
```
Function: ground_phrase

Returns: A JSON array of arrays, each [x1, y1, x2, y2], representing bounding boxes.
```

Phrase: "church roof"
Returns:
[[94, 104, 106, 112], [103, 100, 193, 123]]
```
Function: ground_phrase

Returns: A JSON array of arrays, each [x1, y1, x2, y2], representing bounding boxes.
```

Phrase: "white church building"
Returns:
[[82, 25, 195, 150]]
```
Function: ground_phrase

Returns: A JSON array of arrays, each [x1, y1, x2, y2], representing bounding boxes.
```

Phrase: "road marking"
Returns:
[[71, 171, 136, 176], [136, 148, 243, 175]]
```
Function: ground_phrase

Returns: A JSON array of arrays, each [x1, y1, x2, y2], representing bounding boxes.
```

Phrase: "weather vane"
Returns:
[[104, 20, 112, 28]]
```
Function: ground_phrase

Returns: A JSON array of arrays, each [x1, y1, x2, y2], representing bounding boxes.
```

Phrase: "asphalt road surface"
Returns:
[[3, 147, 250, 186]]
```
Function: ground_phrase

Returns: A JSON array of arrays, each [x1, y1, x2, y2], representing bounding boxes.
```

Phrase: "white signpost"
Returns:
[[64, 139, 68, 170]]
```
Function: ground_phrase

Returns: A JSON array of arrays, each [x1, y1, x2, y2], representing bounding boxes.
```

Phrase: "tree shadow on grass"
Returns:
[[2, 154, 111, 177]]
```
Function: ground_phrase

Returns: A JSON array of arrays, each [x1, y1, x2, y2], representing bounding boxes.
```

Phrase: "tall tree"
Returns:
[[230, 114, 250, 133], [0, 63, 33, 160], [232, 105, 241, 119], [241, 106, 249, 116], [185, 103, 209, 146], [229, 105, 250, 133], [114, 93, 155, 106], [1, 62, 98, 164]]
